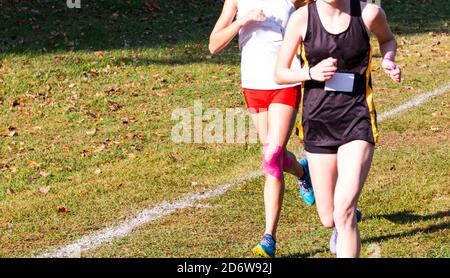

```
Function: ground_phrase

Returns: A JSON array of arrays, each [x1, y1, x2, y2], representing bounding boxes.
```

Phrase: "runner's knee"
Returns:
[[333, 206, 356, 230], [262, 144, 284, 181], [319, 213, 335, 228]]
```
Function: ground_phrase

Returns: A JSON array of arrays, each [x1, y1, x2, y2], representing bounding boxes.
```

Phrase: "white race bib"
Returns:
[[325, 72, 355, 93]]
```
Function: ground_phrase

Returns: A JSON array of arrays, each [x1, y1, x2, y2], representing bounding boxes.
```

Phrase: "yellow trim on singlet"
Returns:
[[297, 43, 308, 142], [298, 43, 378, 144], [365, 46, 379, 143]]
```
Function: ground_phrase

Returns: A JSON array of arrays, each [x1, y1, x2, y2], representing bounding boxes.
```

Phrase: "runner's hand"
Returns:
[[382, 58, 402, 83], [239, 9, 266, 26], [309, 57, 338, 82]]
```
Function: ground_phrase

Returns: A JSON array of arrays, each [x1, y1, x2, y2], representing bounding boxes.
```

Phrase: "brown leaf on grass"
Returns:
[[144, 0, 161, 12], [105, 87, 122, 95], [111, 12, 120, 20], [108, 101, 123, 111], [125, 132, 136, 140], [94, 144, 106, 153], [9, 99, 20, 107], [43, 84, 51, 91], [28, 160, 42, 168], [94, 51, 104, 59], [152, 73, 165, 82], [27, 175, 37, 184], [6, 187, 15, 195], [430, 126, 441, 132], [168, 154, 178, 162], [81, 150, 91, 157], [37, 186, 50, 195], [57, 207, 70, 215], [86, 128, 97, 136], [84, 69, 100, 78], [7, 126, 17, 137], [39, 171, 50, 177]]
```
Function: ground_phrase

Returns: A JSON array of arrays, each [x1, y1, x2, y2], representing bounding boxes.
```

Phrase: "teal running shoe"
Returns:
[[329, 208, 363, 255], [298, 158, 315, 206], [252, 234, 276, 258]]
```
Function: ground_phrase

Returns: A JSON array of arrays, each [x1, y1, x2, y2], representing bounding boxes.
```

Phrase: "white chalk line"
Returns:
[[36, 82, 449, 258]]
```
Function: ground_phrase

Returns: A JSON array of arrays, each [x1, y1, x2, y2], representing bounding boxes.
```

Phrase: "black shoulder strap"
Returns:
[[350, 0, 362, 17]]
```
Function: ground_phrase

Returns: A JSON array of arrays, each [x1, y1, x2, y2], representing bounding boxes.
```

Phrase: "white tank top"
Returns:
[[237, 0, 301, 89]]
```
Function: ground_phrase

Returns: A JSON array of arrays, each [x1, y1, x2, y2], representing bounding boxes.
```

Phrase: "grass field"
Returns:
[[0, 0, 449, 257]]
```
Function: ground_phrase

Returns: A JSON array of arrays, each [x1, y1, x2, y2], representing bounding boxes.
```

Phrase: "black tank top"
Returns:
[[298, 0, 378, 147]]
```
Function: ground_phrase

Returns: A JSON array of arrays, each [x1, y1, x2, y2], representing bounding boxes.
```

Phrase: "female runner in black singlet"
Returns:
[[275, 0, 401, 257]]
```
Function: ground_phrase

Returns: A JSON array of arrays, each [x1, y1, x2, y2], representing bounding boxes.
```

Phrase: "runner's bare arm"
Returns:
[[208, 0, 266, 54], [363, 3, 396, 61], [362, 3, 401, 82], [208, 0, 239, 54], [274, 8, 310, 84]]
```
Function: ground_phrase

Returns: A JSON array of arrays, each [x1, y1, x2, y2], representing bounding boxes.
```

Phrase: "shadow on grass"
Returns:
[[367, 209, 450, 224], [1, 0, 448, 58], [362, 220, 449, 244], [282, 210, 449, 258], [280, 248, 328, 258], [0, 0, 221, 56]]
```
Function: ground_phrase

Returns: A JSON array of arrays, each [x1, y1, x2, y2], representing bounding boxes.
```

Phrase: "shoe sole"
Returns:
[[252, 245, 273, 258]]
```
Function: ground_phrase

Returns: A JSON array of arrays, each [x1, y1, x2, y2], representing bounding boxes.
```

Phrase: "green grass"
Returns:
[[84, 93, 450, 258], [0, 0, 449, 257]]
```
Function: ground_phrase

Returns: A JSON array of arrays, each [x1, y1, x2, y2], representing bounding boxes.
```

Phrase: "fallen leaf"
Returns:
[[86, 128, 97, 136], [108, 101, 123, 111], [95, 144, 106, 153], [9, 99, 20, 107], [57, 207, 70, 215], [39, 171, 50, 177], [37, 186, 50, 195], [430, 127, 441, 132], [28, 160, 42, 168], [8, 126, 17, 137], [6, 187, 15, 195], [152, 73, 165, 82], [144, 0, 161, 12], [168, 154, 178, 162], [93, 51, 104, 58]]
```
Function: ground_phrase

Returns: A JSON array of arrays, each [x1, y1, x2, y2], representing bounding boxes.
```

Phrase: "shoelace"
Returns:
[[261, 236, 274, 247]]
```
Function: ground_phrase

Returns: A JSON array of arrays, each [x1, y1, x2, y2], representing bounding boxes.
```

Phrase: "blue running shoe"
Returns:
[[329, 208, 363, 255], [298, 158, 315, 206], [252, 234, 276, 258]]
